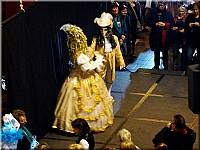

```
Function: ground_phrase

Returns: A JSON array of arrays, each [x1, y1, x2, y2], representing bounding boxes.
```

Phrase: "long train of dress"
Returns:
[[52, 67, 114, 133]]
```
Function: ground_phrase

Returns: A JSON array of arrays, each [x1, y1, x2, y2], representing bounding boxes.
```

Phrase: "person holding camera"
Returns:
[[147, 1, 174, 70], [152, 114, 196, 150], [185, 2, 200, 68], [171, 6, 187, 71]]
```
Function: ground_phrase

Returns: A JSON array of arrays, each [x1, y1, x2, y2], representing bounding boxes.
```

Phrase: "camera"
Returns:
[[191, 23, 195, 26]]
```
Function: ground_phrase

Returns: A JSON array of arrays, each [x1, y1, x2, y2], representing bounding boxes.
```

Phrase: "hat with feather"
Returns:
[[94, 12, 113, 28]]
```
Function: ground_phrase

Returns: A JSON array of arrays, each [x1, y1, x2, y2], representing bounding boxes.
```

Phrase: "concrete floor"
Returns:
[[39, 32, 199, 150]]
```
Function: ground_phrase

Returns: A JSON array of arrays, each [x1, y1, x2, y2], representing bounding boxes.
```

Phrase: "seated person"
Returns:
[[13, 109, 39, 150], [71, 118, 95, 150], [152, 114, 196, 150], [34, 142, 50, 150], [118, 129, 140, 150], [69, 143, 84, 150]]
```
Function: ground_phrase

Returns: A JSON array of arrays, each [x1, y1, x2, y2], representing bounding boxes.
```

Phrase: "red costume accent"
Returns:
[[162, 22, 171, 46]]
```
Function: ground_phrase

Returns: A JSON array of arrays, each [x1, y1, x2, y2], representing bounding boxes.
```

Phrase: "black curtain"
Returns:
[[2, 2, 108, 140]]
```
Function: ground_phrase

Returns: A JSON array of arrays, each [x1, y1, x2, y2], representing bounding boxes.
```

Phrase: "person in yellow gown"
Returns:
[[52, 24, 114, 133], [89, 12, 125, 96]]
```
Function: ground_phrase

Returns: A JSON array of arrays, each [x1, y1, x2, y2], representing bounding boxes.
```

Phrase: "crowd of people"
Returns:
[[109, 0, 200, 73], [1, 110, 196, 150], [1, 1, 199, 150], [109, 0, 143, 66], [147, 1, 199, 72]]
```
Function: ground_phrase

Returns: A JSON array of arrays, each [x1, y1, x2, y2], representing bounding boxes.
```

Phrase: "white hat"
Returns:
[[94, 12, 113, 27]]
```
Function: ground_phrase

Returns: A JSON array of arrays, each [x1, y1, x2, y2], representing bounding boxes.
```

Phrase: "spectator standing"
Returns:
[[147, 1, 174, 70], [71, 118, 95, 150], [110, 2, 123, 41], [119, 3, 132, 65], [171, 6, 187, 71], [185, 2, 200, 67], [126, 0, 142, 57], [152, 114, 196, 150]]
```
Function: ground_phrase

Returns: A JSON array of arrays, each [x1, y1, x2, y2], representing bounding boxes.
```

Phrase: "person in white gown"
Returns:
[[52, 24, 114, 133]]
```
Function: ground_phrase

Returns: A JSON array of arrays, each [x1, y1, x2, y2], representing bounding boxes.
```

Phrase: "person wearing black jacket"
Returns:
[[126, 0, 142, 57], [185, 2, 200, 67], [119, 3, 132, 65], [152, 114, 196, 150], [147, 1, 174, 70], [72, 118, 95, 150], [110, 2, 122, 41], [171, 6, 187, 71]]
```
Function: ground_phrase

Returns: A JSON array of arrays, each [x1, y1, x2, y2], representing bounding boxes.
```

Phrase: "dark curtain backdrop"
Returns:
[[2, 2, 108, 140]]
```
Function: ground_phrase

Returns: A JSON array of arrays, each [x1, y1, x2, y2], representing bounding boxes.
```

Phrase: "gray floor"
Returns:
[[39, 32, 200, 150]]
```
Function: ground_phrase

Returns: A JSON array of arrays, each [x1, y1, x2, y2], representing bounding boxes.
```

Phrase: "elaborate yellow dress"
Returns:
[[52, 54, 114, 133]]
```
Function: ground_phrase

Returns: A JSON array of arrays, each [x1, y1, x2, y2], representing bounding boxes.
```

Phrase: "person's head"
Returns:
[[119, 4, 127, 17], [110, 2, 119, 16], [171, 114, 186, 130], [192, 2, 199, 17], [60, 24, 88, 66], [71, 118, 90, 136], [34, 142, 50, 150], [118, 128, 132, 142], [69, 144, 83, 150], [177, 6, 187, 17], [12, 109, 27, 127], [94, 12, 113, 38], [120, 141, 136, 150], [157, 2, 166, 11]]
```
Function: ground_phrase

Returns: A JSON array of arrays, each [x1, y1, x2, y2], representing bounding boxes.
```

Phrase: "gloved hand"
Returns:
[[120, 64, 126, 70]]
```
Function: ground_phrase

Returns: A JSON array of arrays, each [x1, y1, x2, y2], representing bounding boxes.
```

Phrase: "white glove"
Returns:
[[77, 54, 96, 72], [120, 64, 126, 70]]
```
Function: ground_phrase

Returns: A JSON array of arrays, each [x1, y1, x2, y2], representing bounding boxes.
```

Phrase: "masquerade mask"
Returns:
[[100, 28, 108, 37]]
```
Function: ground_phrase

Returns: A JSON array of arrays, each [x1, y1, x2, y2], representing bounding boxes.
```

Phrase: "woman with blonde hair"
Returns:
[[69, 144, 84, 150], [120, 141, 136, 150], [117, 129, 140, 150]]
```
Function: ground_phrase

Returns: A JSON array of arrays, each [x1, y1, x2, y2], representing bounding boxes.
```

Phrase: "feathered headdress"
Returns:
[[94, 12, 113, 28], [60, 24, 88, 66]]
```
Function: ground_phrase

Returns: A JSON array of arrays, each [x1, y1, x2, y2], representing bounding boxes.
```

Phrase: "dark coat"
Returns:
[[126, 2, 142, 32], [171, 16, 187, 45], [152, 126, 196, 150], [76, 133, 95, 150], [185, 14, 200, 47], [147, 7, 174, 52], [121, 14, 131, 43]]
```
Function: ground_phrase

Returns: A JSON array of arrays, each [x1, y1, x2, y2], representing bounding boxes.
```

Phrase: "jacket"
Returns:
[[89, 35, 125, 83], [152, 126, 196, 150], [147, 7, 174, 51]]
